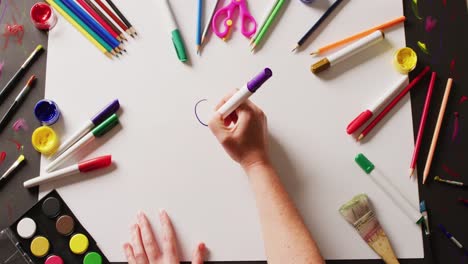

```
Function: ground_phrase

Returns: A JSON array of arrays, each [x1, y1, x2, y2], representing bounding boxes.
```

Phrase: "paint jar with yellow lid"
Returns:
[[32, 126, 59, 155], [393, 47, 417, 74]]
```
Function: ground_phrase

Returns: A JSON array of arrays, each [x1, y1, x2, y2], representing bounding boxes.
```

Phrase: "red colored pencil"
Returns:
[[76, 0, 121, 42], [409, 72, 436, 177], [357, 66, 430, 141], [94, 0, 133, 37]]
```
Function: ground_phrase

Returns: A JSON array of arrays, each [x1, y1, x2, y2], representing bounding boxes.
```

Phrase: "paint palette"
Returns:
[[0, 190, 109, 264]]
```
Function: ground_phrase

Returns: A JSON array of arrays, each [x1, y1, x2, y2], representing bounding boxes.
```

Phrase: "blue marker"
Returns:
[[438, 224, 467, 255], [58, 0, 124, 52]]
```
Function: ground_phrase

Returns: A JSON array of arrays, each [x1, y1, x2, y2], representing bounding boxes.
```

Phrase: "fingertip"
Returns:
[[198, 242, 206, 251]]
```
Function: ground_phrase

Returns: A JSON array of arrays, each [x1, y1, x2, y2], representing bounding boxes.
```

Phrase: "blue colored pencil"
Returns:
[[59, 0, 124, 52], [196, 0, 203, 54]]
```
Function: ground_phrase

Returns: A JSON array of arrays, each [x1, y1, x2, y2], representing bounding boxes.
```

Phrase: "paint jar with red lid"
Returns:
[[30, 3, 57, 30]]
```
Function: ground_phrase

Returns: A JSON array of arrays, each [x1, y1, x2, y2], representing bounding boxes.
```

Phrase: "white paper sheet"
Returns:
[[41, 0, 423, 261]]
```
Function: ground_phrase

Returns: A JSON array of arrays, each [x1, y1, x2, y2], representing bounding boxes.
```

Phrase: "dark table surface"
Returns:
[[0, 0, 467, 263]]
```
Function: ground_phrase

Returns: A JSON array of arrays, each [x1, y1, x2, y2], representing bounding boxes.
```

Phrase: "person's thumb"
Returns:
[[208, 112, 226, 136]]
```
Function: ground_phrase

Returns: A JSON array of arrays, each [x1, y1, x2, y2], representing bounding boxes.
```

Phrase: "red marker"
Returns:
[[24, 155, 112, 188], [347, 76, 408, 134]]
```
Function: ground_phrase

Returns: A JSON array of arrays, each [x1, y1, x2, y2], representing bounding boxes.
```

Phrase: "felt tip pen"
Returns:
[[346, 76, 407, 134], [0, 155, 25, 184], [24, 155, 111, 188], [46, 114, 119, 172], [0, 75, 36, 130], [161, 0, 187, 62], [217, 68, 273, 119], [438, 224, 465, 250], [311, 30, 384, 74], [51, 99, 120, 160], [419, 201, 430, 235]]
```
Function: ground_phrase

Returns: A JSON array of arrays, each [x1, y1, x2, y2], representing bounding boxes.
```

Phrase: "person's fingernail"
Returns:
[[198, 243, 205, 251], [137, 211, 145, 220], [159, 208, 166, 218]]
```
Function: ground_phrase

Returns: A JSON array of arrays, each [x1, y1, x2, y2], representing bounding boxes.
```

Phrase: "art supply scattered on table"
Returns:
[[32, 126, 60, 155], [0, 45, 44, 103], [196, 0, 203, 54], [409, 72, 436, 177], [95, 0, 133, 37], [292, 0, 344, 52], [0, 190, 109, 263], [434, 176, 465, 187], [84, 0, 126, 41], [423, 78, 453, 184], [46, 0, 117, 59], [393, 47, 417, 74], [34, 99, 61, 125], [0, 75, 36, 130], [217, 68, 273, 119], [309, 16, 406, 56], [51, 99, 120, 160], [76, 0, 123, 42], [311, 30, 384, 74], [347, 77, 407, 135], [30, 3, 58, 30], [339, 194, 399, 264], [250, 0, 284, 51], [358, 66, 430, 141], [104, 0, 137, 36], [250, 0, 279, 45], [46, 114, 119, 172], [438, 224, 467, 253], [212, 0, 257, 41], [161, 0, 188, 62], [199, 0, 221, 54], [419, 201, 430, 235], [24, 155, 112, 188], [355, 153, 422, 223], [0, 155, 25, 184]]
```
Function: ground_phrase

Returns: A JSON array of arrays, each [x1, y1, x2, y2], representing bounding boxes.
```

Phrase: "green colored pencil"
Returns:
[[54, 0, 116, 55], [251, 0, 285, 51]]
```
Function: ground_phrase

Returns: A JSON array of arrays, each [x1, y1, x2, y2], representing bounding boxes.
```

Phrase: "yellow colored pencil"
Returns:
[[45, 0, 113, 59]]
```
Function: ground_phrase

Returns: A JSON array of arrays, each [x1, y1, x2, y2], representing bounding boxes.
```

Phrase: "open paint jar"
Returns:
[[30, 3, 58, 31]]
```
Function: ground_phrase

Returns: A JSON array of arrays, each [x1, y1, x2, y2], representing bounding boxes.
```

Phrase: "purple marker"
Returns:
[[217, 68, 272, 119], [50, 99, 120, 160]]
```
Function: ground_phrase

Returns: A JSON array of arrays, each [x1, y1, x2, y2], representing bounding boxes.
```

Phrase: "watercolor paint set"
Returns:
[[0, 190, 109, 264]]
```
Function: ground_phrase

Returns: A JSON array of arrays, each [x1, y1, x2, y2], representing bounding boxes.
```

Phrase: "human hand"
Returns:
[[123, 210, 206, 264], [208, 90, 270, 170]]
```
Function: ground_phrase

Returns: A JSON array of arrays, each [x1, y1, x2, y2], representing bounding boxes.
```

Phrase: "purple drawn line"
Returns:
[[452, 112, 459, 142], [194, 99, 208, 127], [12, 118, 28, 132]]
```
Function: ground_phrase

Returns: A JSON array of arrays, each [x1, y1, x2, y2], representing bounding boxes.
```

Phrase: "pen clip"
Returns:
[[171, 29, 187, 62]]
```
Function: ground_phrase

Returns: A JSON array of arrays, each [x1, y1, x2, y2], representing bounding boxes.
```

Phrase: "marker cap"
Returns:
[[393, 47, 417, 74], [91, 114, 119, 137], [34, 99, 60, 125], [247, 68, 273, 93], [346, 110, 373, 134], [91, 99, 120, 125], [171, 29, 187, 62], [78, 155, 112, 172], [355, 153, 375, 174]]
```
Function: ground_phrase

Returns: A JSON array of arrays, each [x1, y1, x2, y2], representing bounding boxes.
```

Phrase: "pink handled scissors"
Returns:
[[212, 0, 257, 40]]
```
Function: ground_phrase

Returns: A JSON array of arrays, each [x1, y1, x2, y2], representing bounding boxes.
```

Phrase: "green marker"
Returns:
[[251, 0, 285, 51], [161, 0, 187, 62], [355, 153, 422, 224], [46, 114, 119, 172]]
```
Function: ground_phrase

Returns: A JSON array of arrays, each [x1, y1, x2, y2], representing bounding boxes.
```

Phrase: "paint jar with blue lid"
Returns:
[[34, 99, 60, 125]]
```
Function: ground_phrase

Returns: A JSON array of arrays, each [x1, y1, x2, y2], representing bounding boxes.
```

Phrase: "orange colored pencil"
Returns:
[[310, 16, 406, 56], [422, 78, 453, 184]]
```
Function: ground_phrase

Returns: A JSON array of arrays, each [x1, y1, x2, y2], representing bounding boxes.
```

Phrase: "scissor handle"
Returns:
[[212, 5, 234, 39], [237, 0, 256, 38]]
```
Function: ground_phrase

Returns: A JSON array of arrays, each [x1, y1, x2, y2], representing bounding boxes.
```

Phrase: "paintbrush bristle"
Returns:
[[339, 194, 372, 225]]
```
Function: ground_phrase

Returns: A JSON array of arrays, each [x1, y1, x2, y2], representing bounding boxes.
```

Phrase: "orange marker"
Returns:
[[310, 16, 406, 56]]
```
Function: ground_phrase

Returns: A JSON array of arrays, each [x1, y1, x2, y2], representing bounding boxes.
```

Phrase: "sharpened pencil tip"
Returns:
[[291, 44, 299, 52], [310, 51, 318, 56], [357, 134, 364, 141], [409, 168, 414, 177]]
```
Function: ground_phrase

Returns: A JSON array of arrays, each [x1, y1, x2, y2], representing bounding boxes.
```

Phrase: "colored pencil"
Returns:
[[251, 0, 286, 51], [60, 0, 124, 53], [47, 0, 115, 58], [0, 45, 43, 104], [83, 0, 126, 41], [196, 0, 203, 54], [292, 0, 344, 52], [199, 0, 220, 53], [250, 0, 279, 45], [409, 72, 436, 177], [76, 0, 122, 42], [358, 66, 430, 141], [95, 0, 132, 37], [104, 0, 137, 35], [309, 16, 406, 56], [0, 75, 36, 130], [423, 78, 453, 184]]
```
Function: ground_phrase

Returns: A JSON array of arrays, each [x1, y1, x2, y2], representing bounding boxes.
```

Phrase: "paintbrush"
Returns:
[[339, 194, 400, 264]]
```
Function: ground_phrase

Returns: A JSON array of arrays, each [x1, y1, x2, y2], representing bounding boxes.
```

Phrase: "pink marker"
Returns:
[[24, 155, 112, 188], [346, 77, 407, 134]]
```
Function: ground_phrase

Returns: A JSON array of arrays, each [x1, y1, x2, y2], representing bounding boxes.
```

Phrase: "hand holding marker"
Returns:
[[46, 114, 119, 172]]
